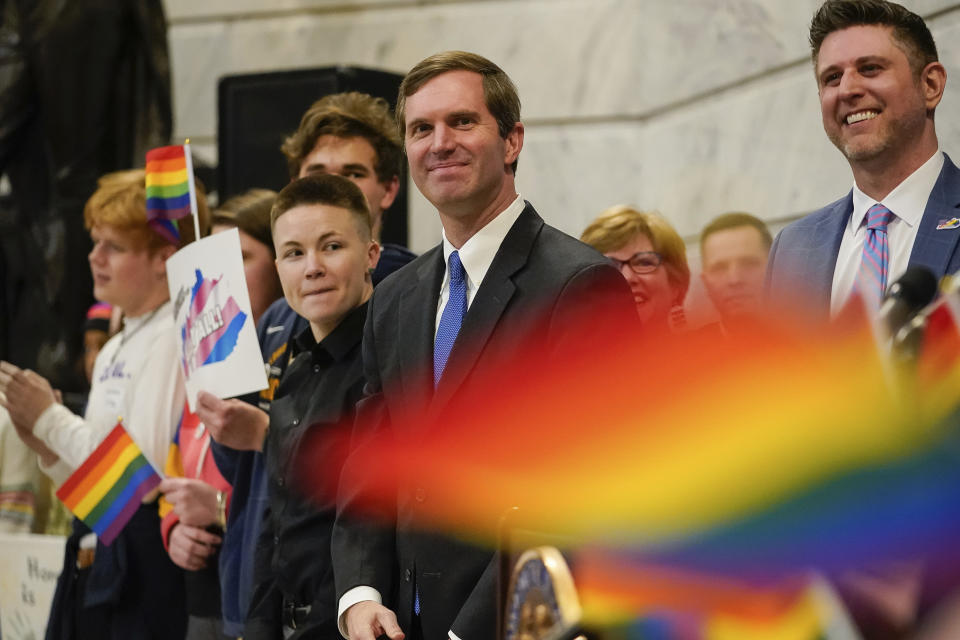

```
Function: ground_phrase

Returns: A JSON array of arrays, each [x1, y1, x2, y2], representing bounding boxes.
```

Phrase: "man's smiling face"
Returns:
[[816, 24, 930, 165], [403, 70, 520, 218]]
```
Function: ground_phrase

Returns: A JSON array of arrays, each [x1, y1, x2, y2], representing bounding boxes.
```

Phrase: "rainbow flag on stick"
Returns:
[[56, 421, 162, 545], [145, 143, 201, 245]]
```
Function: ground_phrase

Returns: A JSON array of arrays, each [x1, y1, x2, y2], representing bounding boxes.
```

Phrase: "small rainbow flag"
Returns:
[[145, 144, 197, 245], [56, 421, 162, 545]]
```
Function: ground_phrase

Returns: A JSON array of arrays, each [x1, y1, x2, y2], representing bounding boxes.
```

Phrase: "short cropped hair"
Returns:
[[213, 188, 277, 257], [271, 174, 372, 240], [83, 169, 210, 250], [699, 212, 773, 255], [809, 0, 938, 75], [281, 92, 402, 182], [397, 51, 521, 173], [580, 205, 691, 304]]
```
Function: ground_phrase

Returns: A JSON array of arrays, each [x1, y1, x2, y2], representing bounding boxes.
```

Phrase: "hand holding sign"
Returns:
[[195, 390, 268, 452]]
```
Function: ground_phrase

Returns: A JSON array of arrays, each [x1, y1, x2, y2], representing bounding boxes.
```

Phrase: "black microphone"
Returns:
[[880, 266, 938, 339], [893, 270, 960, 362]]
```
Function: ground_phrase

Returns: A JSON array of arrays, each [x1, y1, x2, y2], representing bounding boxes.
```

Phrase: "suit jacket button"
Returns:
[[414, 487, 426, 502], [404, 569, 412, 582]]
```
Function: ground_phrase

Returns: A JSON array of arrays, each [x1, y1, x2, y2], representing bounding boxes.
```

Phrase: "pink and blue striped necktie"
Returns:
[[855, 203, 896, 307]]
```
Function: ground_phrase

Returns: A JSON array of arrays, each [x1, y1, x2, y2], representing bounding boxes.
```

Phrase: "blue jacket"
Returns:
[[767, 153, 960, 319]]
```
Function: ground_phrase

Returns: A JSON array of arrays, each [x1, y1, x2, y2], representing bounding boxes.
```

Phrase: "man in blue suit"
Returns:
[[767, 0, 960, 321], [769, 2, 960, 635]]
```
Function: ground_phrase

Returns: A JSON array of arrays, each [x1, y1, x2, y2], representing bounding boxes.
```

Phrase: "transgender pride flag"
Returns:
[[181, 268, 247, 376], [145, 144, 199, 245]]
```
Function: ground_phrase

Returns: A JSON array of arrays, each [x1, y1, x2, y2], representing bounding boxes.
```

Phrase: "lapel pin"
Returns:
[[936, 218, 960, 230]]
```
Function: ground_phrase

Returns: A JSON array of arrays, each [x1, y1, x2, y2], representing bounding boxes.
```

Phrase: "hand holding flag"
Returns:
[[56, 420, 163, 546]]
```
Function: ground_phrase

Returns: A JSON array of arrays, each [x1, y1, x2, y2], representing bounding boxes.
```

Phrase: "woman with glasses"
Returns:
[[581, 205, 690, 332]]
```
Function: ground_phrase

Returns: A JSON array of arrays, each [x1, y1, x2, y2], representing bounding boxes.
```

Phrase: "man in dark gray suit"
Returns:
[[767, 0, 960, 321], [333, 51, 635, 640]]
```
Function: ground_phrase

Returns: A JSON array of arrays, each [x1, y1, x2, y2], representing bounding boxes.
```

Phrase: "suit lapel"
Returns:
[[398, 247, 444, 406], [908, 154, 960, 279], [810, 195, 851, 316], [430, 204, 542, 413]]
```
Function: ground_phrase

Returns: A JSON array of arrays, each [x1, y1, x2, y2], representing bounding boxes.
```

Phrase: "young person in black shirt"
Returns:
[[245, 174, 380, 639]]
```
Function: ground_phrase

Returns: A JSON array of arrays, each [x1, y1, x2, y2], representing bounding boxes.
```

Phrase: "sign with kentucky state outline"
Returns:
[[182, 269, 246, 374], [167, 228, 267, 410]]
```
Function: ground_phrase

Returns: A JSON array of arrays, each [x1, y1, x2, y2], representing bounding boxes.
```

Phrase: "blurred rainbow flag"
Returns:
[[319, 312, 960, 550], [302, 304, 960, 630], [56, 421, 162, 545], [916, 287, 960, 401], [145, 144, 197, 244], [573, 550, 858, 640]]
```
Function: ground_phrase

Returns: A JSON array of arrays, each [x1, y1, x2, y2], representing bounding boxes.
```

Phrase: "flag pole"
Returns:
[[183, 138, 202, 242]]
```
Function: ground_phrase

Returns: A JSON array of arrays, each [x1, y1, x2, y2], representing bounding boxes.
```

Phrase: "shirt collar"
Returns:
[[440, 194, 526, 289], [293, 301, 368, 363], [122, 300, 169, 335], [851, 149, 944, 231]]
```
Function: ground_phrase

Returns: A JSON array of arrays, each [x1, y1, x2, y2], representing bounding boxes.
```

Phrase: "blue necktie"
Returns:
[[419, 252, 466, 617], [434, 250, 467, 386]]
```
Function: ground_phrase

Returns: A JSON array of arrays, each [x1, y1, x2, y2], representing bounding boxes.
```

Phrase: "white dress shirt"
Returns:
[[337, 194, 525, 640], [434, 194, 527, 335], [34, 301, 183, 487], [831, 150, 944, 315]]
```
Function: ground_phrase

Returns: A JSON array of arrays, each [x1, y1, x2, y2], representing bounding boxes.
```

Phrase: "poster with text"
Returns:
[[166, 228, 268, 411], [0, 533, 66, 640]]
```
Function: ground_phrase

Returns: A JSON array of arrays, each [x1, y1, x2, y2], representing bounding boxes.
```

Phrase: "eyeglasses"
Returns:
[[606, 251, 663, 274]]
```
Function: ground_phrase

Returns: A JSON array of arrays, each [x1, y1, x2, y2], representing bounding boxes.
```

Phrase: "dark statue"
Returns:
[[0, 0, 173, 396]]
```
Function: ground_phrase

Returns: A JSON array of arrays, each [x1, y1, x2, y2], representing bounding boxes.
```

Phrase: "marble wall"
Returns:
[[163, 0, 960, 316]]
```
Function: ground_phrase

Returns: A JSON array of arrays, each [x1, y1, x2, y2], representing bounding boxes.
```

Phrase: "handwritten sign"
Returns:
[[0, 533, 66, 639], [166, 228, 268, 410]]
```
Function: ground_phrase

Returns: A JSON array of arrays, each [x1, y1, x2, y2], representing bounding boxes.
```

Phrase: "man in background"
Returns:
[[699, 212, 771, 331], [282, 91, 415, 283]]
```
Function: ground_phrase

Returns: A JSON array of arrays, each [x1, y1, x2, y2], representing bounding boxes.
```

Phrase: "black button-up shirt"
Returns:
[[245, 302, 368, 639]]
